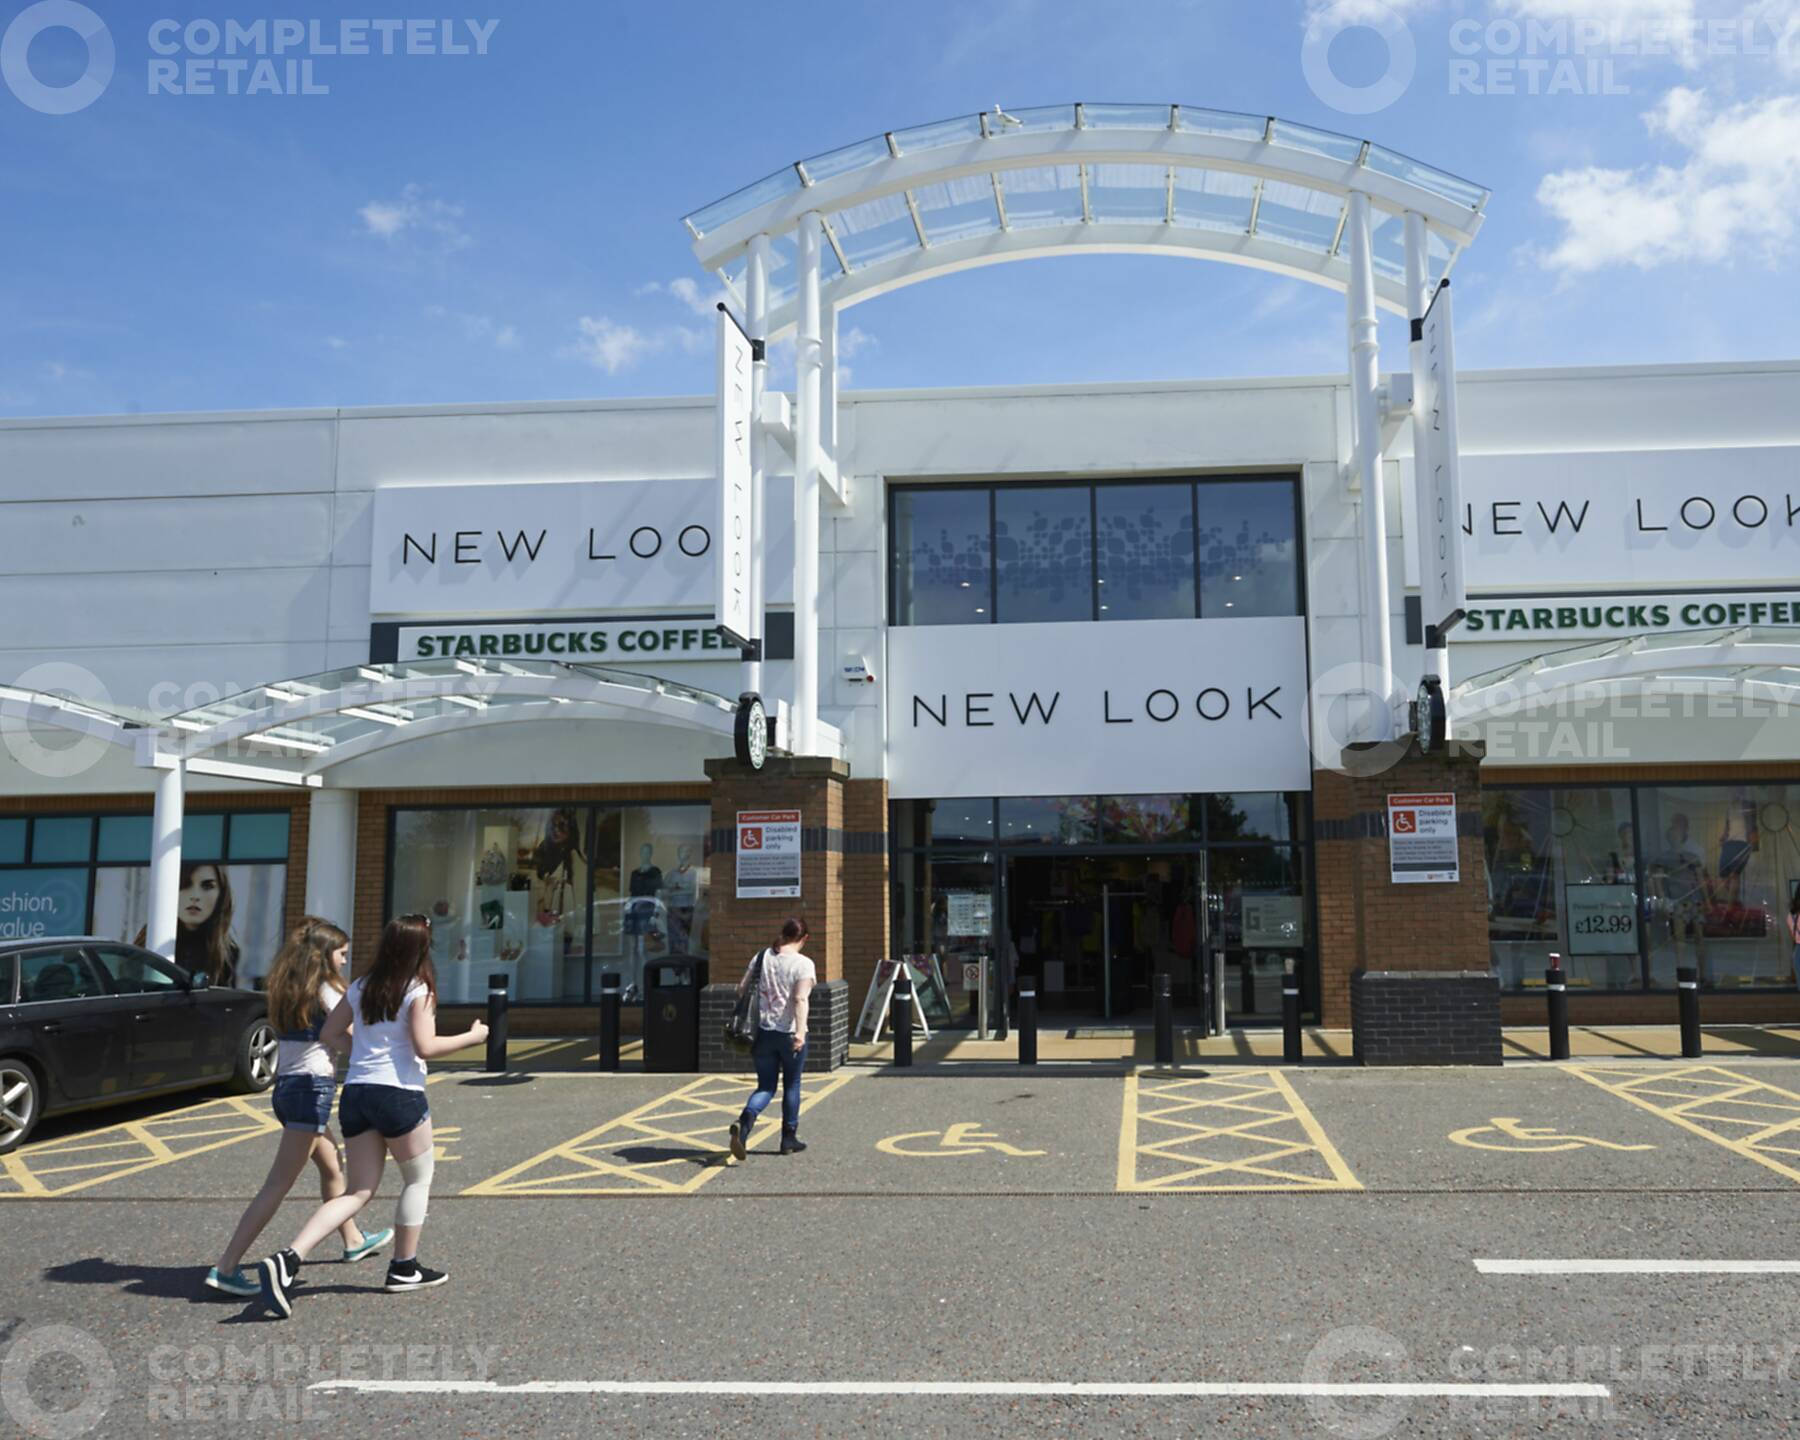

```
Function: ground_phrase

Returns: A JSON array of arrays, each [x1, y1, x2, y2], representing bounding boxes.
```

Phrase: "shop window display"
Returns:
[[391, 807, 589, 1004], [1639, 786, 1800, 989], [390, 802, 709, 1005]]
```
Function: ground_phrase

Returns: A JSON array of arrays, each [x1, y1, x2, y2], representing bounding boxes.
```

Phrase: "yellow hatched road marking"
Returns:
[[461, 1072, 856, 1197], [1569, 1065, 1800, 1185], [1117, 1070, 1362, 1193], [0, 1093, 280, 1198]]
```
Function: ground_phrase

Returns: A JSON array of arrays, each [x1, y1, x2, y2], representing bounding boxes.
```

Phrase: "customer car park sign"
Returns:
[[736, 809, 801, 899], [1387, 793, 1459, 884]]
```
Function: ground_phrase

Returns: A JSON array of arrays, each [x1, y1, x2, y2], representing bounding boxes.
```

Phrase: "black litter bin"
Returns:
[[642, 956, 710, 1072]]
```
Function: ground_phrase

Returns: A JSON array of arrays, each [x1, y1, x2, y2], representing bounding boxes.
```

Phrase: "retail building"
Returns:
[[4, 107, 1797, 1060]]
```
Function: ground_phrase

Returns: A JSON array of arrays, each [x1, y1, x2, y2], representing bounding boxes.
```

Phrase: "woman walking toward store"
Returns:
[[1788, 887, 1800, 989], [205, 918, 391, 1297], [728, 918, 815, 1161], [256, 913, 486, 1318]]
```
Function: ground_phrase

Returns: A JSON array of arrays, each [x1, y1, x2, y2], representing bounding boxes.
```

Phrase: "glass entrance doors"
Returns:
[[1006, 855, 1203, 1018]]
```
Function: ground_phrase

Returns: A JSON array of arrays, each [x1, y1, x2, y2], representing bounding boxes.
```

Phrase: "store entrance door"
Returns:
[[1006, 854, 1204, 1020]]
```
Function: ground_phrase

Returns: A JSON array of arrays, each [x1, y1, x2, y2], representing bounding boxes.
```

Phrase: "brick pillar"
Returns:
[[1313, 740, 1499, 1064]]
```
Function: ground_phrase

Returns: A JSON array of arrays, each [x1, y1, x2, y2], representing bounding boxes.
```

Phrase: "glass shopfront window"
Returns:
[[0, 809, 290, 988], [388, 802, 710, 1005], [1639, 785, 1799, 989], [1198, 479, 1300, 618], [995, 486, 1092, 623], [890, 487, 990, 625], [890, 475, 1300, 627], [1484, 781, 1800, 992]]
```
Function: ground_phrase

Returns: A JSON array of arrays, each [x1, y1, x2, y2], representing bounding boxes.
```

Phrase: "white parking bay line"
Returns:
[[1477, 1259, 1800, 1276], [312, 1380, 1609, 1399]]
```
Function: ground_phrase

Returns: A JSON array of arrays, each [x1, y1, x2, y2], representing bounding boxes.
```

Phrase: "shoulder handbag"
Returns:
[[725, 950, 766, 1049]]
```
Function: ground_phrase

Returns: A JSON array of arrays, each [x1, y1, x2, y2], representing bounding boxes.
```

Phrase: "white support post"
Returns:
[[304, 789, 359, 930], [744, 233, 771, 699], [1404, 211, 1451, 709], [793, 213, 824, 756], [146, 758, 185, 961], [1347, 190, 1394, 740], [820, 299, 839, 464]]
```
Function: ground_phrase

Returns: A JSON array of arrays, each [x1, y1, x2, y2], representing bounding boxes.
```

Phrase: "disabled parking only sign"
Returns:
[[1387, 792, 1459, 884]]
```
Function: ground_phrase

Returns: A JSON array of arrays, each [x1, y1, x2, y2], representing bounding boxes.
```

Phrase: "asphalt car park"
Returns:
[[4, 1059, 1799, 1438]]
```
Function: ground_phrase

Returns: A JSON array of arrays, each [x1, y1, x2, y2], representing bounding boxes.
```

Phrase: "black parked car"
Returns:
[[0, 937, 276, 1154]]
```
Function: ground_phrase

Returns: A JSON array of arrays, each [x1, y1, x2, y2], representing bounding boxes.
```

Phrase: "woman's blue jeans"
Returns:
[[743, 1026, 806, 1134]]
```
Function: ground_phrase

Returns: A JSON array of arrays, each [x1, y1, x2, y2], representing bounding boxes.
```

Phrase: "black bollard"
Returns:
[[1677, 964, 1702, 1058], [598, 970, 621, 1072], [1154, 972, 1174, 1068], [486, 972, 509, 1072], [1546, 953, 1570, 1061], [894, 971, 914, 1068], [1018, 985, 1038, 1065], [1282, 959, 1302, 1065], [1241, 954, 1256, 1015]]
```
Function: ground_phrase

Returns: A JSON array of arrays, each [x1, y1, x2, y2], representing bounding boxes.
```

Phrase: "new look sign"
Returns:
[[885, 617, 1311, 800], [369, 478, 794, 618]]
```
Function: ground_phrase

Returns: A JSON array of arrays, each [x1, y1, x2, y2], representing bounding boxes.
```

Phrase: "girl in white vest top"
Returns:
[[255, 913, 485, 1318]]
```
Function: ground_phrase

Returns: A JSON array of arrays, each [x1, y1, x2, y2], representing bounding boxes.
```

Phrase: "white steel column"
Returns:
[[1347, 190, 1393, 739], [1403, 210, 1449, 703], [304, 789, 359, 930], [744, 233, 771, 697], [146, 759, 185, 960], [819, 300, 838, 461], [792, 214, 824, 755]]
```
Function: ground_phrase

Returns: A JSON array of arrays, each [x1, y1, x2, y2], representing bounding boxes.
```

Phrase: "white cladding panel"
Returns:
[[886, 618, 1312, 800]]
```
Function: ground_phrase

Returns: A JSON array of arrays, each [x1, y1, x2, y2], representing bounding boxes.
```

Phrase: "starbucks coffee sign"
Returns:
[[1462, 590, 1800, 642], [397, 620, 738, 663]]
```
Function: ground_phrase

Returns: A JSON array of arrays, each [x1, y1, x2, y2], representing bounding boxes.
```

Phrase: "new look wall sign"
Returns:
[[369, 478, 794, 618], [885, 617, 1310, 800]]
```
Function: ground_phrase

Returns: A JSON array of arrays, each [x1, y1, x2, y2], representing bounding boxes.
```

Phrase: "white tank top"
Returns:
[[343, 978, 429, 1091], [276, 982, 343, 1080]]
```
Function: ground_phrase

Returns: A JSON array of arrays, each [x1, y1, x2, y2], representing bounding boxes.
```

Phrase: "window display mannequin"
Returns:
[[624, 843, 664, 970], [663, 843, 698, 952], [1652, 812, 1712, 986]]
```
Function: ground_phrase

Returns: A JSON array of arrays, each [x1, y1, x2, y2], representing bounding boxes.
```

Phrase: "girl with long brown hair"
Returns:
[[204, 917, 391, 1297], [256, 913, 486, 1317], [134, 861, 242, 987]]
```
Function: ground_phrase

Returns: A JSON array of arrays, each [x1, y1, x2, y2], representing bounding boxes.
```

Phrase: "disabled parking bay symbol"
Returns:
[[876, 1122, 1046, 1158], [1447, 1116, 1655, 1153]]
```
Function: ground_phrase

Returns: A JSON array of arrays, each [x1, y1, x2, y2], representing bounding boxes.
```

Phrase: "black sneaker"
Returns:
[[728, 1121, 748, 1163], [779, 1133, 807, 1155], [385, 1260, 448, 1294], [257, 1249, 300, 1320]]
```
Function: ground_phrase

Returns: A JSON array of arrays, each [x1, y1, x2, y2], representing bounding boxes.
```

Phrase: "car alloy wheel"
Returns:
[[0, 1063, 37, 1152], [248, 1022, 279, 1088]]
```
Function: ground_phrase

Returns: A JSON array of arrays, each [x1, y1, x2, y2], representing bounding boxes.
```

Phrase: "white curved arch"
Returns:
[[761, 221, 1414, 339]]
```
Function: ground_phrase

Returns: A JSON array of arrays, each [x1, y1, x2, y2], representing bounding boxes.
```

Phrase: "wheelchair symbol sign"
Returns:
[[1447, 1117, 1655, 1153]]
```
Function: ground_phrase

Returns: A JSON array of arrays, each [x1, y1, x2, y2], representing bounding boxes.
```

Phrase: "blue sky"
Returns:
[[2, 0, 1796, 416]]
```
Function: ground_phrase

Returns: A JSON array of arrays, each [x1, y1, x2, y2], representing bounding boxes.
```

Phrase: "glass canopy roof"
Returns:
[[159, 659, 739, 765], [1453, 627, 1800, 710], [682, 104, 1489, 314]]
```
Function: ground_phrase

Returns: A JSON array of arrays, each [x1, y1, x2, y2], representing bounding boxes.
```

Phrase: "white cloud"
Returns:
[[425, 305, 521, 351], [358, 184, 471, 250], [325, 336, 349, 351], [1537, 86, 1800, 271], [565, 316, 657, 375], [638, 276, 729, 318]]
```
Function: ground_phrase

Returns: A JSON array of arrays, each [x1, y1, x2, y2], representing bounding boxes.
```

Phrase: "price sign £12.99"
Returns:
[[1564, 883, 1638, 954]]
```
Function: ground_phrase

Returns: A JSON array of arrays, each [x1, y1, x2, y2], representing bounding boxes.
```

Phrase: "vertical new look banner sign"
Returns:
[[715, 306, 754, 648], [1387, 793, 1459, 884], [1412, 280, 1467, 636], [736, 809, 801, 899]]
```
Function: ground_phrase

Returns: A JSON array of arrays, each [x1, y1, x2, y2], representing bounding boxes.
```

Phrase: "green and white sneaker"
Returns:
[[204, 1266, 260, 1298], [344, 1227, 394, 1264]]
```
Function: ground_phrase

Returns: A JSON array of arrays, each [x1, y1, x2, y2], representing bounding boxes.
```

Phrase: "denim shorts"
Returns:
[[338, 1082, 429, 1140], [270, 1074, 336, 1133]]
